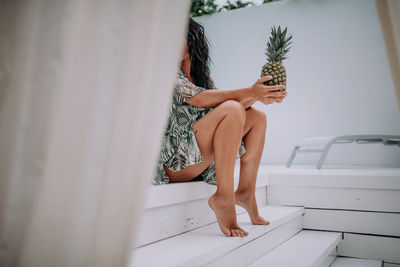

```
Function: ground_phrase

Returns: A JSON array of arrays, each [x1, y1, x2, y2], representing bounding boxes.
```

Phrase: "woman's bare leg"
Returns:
[[164, 100, 249, 236], [234, 107, 270, 225], [189, 100, 248, 237], [209, 100, 247, 237]]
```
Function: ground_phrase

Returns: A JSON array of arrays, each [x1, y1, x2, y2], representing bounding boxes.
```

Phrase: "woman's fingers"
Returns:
[[258, 75, 273, 83], [261, 99, 278, 104], [261, 93, 287, 104], [267, 84, 286, 91], [253, 77, 287, 105], [261, 99, 275, 105], [270, 91, 287, 97]]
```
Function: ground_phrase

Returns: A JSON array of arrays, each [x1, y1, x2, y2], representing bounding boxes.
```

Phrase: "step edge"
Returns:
[[144, 173, 269, 209], [331, 256, 383, 266], [131, 206, 304, 267], [249, 230, 341, 266], [310, 231, 342, 267], [192, 216, 303, 267]]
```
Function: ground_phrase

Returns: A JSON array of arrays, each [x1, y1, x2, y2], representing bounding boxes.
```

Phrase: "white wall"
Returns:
[[195, 0, 400, 167]]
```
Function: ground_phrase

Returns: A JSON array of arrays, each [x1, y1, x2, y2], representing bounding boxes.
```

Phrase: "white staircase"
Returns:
[[248, 230, 341, 267], [131, 165, 400, 267], [330, 257, 383, 267], [132, 205, 304, 267]]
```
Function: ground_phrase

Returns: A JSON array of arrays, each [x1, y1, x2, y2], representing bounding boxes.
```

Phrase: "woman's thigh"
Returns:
[[164, 100, 245, 182]]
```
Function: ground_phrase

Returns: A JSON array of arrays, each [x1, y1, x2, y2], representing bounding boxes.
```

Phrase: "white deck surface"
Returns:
[[331, 257, 382, 267], [248, 230, 341, 267], [131, 205, 303, 267], [136, 164, 400, 266], [253, 164, 400, 176], [144, 164, 400, 210]]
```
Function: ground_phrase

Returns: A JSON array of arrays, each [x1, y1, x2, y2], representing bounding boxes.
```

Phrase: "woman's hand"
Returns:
[[249, 75, 287, 105]]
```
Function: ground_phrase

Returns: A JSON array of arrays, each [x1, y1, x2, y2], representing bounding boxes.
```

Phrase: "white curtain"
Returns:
[[0, 0, 190, 266], [376, 0, 400, 116]]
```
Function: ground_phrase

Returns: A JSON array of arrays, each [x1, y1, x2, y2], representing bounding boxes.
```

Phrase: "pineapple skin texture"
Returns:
[[261, 61, 286, 92]]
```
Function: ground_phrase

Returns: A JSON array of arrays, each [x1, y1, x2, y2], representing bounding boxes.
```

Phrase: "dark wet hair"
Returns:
[[186, 17, 215, 89]]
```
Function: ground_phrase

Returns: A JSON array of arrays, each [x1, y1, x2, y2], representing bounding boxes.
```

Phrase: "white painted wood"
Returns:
[[317, 254, 337, 267], [338, 233, 400, 264], [134, 187, 267, 248], [143, 181, 217, 209], [317, 247, 338, 267], [130, 205, 304, 267], [268, 172, 400, 190], [248, 230, 342, 267], [144, 167, 268, 209], [204, 217, 302, 267], [303, 208, 400, 237], [268, 186, 400, 212], [254, 164, 400, 176], [331, 257, 382, 267], [147, 165, 400, 211]]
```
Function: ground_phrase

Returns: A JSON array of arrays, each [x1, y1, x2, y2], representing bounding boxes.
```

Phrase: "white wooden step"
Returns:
[[135, 177, 268, 248], [267, 167, 400, 213], [303, 208, 400, 237], [263, 165, 400, 264], [338, 233, 400, 265], [145, 166, 269, 210], [248, 230, 342, 267], [331, 257, 382, 267], [130, 205, 304, 267]]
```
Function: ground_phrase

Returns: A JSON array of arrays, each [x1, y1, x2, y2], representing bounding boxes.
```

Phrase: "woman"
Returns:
[[153, 17, 287, 237]]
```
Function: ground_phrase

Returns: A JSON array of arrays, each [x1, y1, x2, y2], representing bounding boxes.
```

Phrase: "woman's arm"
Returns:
[[239, 94, 259, 110], [185, 87, 257, 109], [176, 72, 286, 109]]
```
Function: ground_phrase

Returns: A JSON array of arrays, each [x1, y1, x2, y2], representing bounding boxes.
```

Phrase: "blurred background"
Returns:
[[191, 0, 400, 167]]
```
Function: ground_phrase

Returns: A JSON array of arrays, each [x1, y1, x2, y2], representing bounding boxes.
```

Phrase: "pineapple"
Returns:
[[261, 25, 292, 92]]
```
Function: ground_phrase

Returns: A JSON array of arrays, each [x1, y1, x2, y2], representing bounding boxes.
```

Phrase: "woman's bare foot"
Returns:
[[234, 191, 270, 225], [208, 193, 249, 237]]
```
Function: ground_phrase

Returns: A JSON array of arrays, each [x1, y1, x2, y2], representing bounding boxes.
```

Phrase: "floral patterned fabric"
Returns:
[[152, 68, 246, 186]]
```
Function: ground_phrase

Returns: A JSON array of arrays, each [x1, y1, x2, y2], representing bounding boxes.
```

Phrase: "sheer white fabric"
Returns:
[[376, 0, 400, 116], [0, 0, 190, 266]]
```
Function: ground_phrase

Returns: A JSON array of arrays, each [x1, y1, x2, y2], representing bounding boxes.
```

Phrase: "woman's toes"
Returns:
[[230, 230, 236, 237], [223, 228, 231, 237], [232, 228, 247, 237], [237, 226, 248, 236], [234, 229, 241, 237]]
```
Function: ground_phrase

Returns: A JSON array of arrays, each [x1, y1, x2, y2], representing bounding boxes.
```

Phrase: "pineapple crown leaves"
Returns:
[[265, 25, 293, 62]]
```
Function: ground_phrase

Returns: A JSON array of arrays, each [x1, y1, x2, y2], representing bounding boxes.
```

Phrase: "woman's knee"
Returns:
[[247, 106, 267, 125], [220, 100, 246, 123]]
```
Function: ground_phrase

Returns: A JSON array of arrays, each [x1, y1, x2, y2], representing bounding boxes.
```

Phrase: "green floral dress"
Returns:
[[152, 68, 247, 186]]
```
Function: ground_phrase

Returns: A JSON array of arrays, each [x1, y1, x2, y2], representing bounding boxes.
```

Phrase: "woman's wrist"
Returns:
[[245, 87, 259, 103], [239, 87, 258, 109]]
